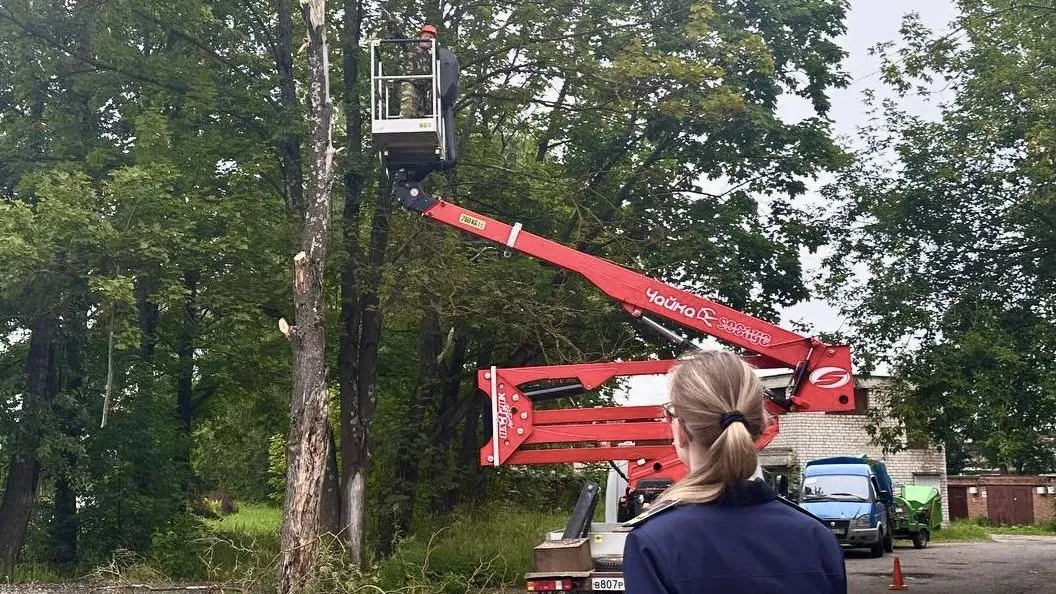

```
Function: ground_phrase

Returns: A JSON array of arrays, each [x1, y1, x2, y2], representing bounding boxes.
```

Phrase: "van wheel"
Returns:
[[884, 528, 894, 552], [913, 529, 930, 549]]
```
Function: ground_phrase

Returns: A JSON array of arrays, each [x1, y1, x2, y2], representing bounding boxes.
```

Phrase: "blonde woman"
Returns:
[[622, 352, 847, 593]]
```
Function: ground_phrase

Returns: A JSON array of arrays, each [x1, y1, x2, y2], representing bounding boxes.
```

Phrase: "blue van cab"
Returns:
[[799, 456, 895, 557]]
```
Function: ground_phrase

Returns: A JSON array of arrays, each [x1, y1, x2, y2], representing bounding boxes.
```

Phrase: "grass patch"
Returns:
[[194, 500, 566, 592], [8, 501, 573, 592], [987, 524, 1056, 536], [932, 520, 992, 542], [197, 502, 283, 588], [205, 502, 282, 537], [193, 500, 565, 591], [376, 503, 567, 593], [931, 518, 1056, 542]]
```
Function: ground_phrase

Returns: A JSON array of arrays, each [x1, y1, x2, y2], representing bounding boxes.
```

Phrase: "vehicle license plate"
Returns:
[[590, 576, 625, 591]]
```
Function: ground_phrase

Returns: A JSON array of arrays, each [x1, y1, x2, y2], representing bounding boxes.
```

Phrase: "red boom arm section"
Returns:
[[416, 198, 854, 405], [400, 190, 855, 482], [478, 361, 782, 468]]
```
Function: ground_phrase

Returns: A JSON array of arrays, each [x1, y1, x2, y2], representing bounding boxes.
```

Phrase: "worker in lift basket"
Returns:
[[621, 351, 847, 594], [399, 24, 437, 118]]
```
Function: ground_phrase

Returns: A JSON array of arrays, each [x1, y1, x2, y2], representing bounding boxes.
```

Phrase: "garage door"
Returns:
[[987, 486, 1034, 526], [948, 486, 969, 520]]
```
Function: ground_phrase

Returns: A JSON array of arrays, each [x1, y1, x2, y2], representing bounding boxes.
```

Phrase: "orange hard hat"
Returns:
[[419, 24, 437, 37]]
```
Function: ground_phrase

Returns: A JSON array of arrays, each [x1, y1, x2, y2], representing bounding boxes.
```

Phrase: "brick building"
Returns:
[[758, 373, 950, 523], [947, 475, 1056, 525]]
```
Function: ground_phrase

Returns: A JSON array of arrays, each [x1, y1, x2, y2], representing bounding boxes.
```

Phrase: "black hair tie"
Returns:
[[719, 410, 747, 430]]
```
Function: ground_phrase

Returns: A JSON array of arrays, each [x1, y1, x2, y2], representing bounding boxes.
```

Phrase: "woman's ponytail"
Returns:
[[709, 417, 759, 486]]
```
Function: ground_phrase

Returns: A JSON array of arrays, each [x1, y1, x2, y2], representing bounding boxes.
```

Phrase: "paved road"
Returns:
[[847, 535, 1056, 593]]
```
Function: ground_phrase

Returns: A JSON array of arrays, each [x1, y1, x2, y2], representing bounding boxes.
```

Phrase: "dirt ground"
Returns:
[[847, 535, 1056, 594]]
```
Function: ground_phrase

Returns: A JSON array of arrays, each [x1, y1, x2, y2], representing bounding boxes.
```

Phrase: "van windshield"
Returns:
[[801, 475, 870, 502]]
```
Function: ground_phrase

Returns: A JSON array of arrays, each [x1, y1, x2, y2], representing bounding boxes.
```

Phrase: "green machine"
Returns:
[[891, 484, 943, 548]]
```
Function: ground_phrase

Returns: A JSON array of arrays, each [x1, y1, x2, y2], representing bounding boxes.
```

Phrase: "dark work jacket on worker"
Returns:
[[622, 479, 847, 594]]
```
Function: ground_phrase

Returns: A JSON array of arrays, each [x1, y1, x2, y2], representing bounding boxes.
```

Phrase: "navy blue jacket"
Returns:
[[622, 479, 846, 593]]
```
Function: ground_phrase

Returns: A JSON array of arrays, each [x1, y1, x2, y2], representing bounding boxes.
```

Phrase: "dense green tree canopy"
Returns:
[[822, 1, 1056, 473]]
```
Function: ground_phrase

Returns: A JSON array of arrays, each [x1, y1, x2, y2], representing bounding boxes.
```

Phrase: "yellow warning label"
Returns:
[[594, 534, 604, 543], [459, 213, 486, 230]]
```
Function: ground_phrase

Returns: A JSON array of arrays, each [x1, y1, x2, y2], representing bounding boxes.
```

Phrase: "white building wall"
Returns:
[[760, 375, 950, 523]]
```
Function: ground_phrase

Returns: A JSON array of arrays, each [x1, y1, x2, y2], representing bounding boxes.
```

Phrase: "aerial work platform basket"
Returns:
[[370, 37, 456, 175]]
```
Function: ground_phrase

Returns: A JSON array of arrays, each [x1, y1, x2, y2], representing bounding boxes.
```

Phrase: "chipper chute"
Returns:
[[892, 484, 943, 549]]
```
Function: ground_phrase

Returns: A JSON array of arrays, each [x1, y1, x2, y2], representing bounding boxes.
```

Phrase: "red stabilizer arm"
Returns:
[[480, 361, 786, 469], [480, 361, 677, 467]]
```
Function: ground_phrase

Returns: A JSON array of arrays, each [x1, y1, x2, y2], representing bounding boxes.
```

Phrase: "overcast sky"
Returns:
[[778, 0, 957, 335], [618, 0, 959, 406]]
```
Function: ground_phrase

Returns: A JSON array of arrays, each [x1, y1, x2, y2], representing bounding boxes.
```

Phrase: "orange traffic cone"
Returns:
[[889, 556, 909, 590]]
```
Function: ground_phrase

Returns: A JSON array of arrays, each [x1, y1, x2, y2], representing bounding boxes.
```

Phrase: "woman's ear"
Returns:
[[675, 423, 692, 449]]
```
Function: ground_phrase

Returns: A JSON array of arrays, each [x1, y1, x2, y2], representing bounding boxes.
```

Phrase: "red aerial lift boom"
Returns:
[[394, 179, 855, 511]]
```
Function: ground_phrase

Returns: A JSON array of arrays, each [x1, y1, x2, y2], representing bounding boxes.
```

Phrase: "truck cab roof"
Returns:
[[802, 463, 873, 477], [806, 456, 882, 467], [802, 456, 895, 503]]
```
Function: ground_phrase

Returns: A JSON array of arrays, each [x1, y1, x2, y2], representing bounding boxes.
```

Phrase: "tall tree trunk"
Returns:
[[0, 316, 55, 573], [50, 299, 87, 566], [275, 0, 303, 216], [458, 399, 484, 506], [319, 425, 341, 536], [378, 295, 444, 555], [453, 342, 492, 507], [332, 0, 362, 545], [175, 270, 199, 498], [136, 277, 159, 364], [338, 431, 367, 564], [277, 0, 337, 591], [428, 334, 470, 514], [340, 171, 393, 562], [134, 275, 160, 431], [0, 458, 41, 574], [50, 474, 77, 566], [49, 8, 92, 564], [335, 0, 377, 566]]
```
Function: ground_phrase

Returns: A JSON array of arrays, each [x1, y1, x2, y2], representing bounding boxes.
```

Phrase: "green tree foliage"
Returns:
[[0, 0, 852, 576], [0, 0, 292, 572], [822, 2, 1056, 473]]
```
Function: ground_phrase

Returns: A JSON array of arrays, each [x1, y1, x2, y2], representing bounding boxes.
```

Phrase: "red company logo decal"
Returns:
[[809, 367, 851, 389], [495, 395, 513, 439], [644, 288, 717, 326]]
